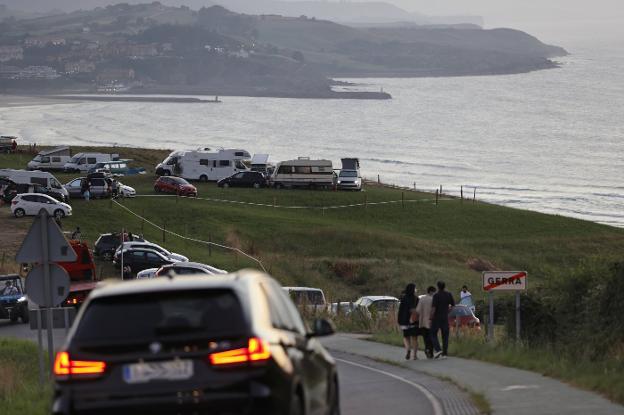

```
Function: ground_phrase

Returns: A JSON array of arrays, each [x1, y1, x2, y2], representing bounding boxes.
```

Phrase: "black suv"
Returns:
[[94, 233, 144, 260], [112, 248, 177, 274], [52, 271, 339, 415], [217, 171, 267, 188]]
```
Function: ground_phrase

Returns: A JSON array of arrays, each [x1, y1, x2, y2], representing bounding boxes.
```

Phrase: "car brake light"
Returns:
[[11, 200, 18, 205], [54, 351, 106, 378], [209, 337, 271, 366]]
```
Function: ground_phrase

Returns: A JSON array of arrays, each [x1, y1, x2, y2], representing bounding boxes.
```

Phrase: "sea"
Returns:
[[1, 40, 623, 228]]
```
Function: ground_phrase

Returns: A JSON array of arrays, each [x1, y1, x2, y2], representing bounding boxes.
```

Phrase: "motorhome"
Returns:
[[271, 158, 334, 188], [27, 146, 71, 171], [64, 152, 119, 173], [250, 154, 272, 175], [0, 169, 69, 199], [155, 148, 251, 181]]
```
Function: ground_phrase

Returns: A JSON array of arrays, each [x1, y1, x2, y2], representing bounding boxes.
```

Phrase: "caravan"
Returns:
[[271, 158, 334, 189], [155, 148, 251, 181], [0, 169, 69, 199], [64, 152, 119, 173], [27, 146, 71, 171]]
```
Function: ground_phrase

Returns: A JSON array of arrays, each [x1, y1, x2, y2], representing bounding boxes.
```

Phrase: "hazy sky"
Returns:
[[388, 0, 624, 43]]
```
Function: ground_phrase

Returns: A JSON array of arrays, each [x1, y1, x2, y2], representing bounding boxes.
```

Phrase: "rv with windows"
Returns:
[[271, 158, 335, 189], [155, 148, 251, 181], [0, 169, 69, 199], [27, 146, 71, 171], [64, 153, 119, 173]]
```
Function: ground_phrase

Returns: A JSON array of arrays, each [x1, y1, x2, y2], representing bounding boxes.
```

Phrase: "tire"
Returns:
[[20, 305, 29, 324], [200, 175, 208, 183], [9, 311, 18, 323], [290, 392, 304, 415], [154, 186, 161, 193], [54, 209, 65, 220], [253, 182, 260, 189], [14, 208, 25, 218]]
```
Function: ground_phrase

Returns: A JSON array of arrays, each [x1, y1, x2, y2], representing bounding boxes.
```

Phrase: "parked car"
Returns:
[[93, 233, 145, 260], [112, 247, 178, 274], [336, 169, 362, 191], [0, 274, 28, 324], [283, 287, 327, 312], [11, 193, 72, 219], [27, 146, 71, 171], [16, 183, 68, 203], [115, 241, 189, 263], [56, 240, 96, 281], [52, 271, 339, 415], [352, 296, 399, 319], [0, 169, 69, 199], [135, 268, 158, 279], [448, 305, 481, 330], [116, 182, 136, 197], [0, 177, 18, 202], [154, 176, 197, 197], [217, 171, 267, 188], [64, 176, 111, 199], [155, 262, 227, 277]]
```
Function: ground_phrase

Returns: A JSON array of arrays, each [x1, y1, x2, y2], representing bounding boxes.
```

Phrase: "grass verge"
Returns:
[[370, 329, 624, 405], [0, 338, 51, 415]]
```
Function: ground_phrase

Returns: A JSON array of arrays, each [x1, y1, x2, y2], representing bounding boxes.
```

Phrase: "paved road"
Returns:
[[1, 323, 478, 415]]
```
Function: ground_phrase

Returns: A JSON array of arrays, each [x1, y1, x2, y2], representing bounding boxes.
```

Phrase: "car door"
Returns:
[[66, 178, 83, 198], [20, 194, 37, 215], [37, 195, 57, 215]]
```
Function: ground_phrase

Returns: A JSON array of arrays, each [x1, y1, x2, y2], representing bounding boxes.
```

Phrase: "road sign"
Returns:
[[25, 264, 70, 307], [483, 271, 527, 292], [15, 210, 77, 263]]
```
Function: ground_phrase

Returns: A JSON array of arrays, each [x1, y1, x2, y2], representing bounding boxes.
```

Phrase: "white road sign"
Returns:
[[483, 271, 527, 292]]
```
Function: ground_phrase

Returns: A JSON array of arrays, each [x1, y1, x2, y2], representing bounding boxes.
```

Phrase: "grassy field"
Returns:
[[1, 146, 624, 302], [0, 338, 51, 415]]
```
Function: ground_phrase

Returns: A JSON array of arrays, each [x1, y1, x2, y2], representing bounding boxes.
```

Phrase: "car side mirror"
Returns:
[[308, 318, 335, 338]]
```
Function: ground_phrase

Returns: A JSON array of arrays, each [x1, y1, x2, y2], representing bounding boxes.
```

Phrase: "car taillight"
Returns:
[[11, 200, 18, 205], [209, 337, 271, 366], [54, 351, 106, 378]]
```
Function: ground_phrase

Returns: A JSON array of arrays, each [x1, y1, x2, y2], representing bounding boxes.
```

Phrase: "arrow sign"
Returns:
[[15, 210, 77, 263]]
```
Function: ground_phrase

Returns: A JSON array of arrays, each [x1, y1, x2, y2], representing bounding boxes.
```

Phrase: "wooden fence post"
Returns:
[[401, 192, 405, 208], [435, 189, 439, 206], [377, 174, 380, 184], [473, 187, 476, 203], [461, 185, 464, 203]]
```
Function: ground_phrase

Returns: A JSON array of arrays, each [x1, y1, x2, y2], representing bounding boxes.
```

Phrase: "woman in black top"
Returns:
[[397, 283, 419, 360]]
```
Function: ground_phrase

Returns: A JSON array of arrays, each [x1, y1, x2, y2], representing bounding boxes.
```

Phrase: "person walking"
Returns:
[[397, 283, 419, 360], [430, 281, 455, 359], [81, 179, 91, 201], [415, 286, 436, 359]]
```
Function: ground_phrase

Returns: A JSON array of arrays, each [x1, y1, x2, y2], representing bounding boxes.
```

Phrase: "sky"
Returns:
[[385, 0, 624, 43]]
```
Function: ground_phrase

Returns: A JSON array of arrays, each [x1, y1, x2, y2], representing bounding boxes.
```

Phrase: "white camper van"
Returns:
[[27, 146, 71, 171], [64, 152, 119, 173], [271, 158, 334, 189], [155, 148, 251, 181], [0, 169, 69, 199]]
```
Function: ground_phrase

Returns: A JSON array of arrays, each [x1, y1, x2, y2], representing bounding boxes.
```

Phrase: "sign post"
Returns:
[[482, 271, 528, 343], [16, 209, 76, 381]]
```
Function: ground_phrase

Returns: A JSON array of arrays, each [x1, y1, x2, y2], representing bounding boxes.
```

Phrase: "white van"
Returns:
[[155, 148, 250, 181], [64, 153, 119, 173], [27, 146, 71, 171], [283, 287, 328, 313], [271, 158, 334, 189], [0, 169, 69, 198]]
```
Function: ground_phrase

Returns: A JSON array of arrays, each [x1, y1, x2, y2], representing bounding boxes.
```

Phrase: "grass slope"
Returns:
[[1, 147, 623, 303]]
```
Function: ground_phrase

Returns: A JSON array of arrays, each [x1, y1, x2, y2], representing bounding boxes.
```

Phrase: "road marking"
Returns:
[[336, 358, 444, 415], [501, 385, 539, 391]]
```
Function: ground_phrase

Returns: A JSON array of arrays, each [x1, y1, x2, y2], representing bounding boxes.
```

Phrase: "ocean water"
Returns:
[[1, 43, 623, 228]]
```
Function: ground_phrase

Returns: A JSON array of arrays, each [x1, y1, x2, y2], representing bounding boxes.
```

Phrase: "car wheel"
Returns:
[[200, 175, 208, 182], [14, 208, 25, 218], [253, 182, 260, 189], [9, 312, 18, 323], [290, 392, 304, 415], [223, 183, 229, 189], [54, 209, 65, 220], [154, 186, 161, 193]]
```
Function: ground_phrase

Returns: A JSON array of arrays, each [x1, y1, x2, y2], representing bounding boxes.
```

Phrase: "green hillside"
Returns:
[[1, 147, 622, 303]]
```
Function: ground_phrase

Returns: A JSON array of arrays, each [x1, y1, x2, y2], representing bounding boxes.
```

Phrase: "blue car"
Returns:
[[0, 274, 29, 324]]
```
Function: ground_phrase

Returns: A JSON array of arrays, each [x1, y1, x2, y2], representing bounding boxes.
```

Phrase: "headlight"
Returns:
[[337, 180, 341, 184], [17, 296, 27, 303]]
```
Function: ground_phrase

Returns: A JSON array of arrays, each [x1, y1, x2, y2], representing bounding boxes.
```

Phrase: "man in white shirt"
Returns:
[[415, 286, 436, 359], [460, 285, 472, 300]]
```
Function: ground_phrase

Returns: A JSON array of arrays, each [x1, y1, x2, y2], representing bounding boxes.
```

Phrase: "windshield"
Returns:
[[170, 177, 189, 185], [339, 170, 358, 177], [290, 290, 325, 305], [69, 155, 81, 164], [32, 155, 42, 162], [73, 290, 245, 342]]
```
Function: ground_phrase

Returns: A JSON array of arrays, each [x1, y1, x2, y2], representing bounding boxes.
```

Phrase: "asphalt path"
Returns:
[[0, 323, 448, 415]]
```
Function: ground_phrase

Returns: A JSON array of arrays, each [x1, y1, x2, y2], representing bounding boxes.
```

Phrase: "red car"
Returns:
[[154, 176, 197, 197], [56, 240, 96, 281], [448, 305, 481, 330]]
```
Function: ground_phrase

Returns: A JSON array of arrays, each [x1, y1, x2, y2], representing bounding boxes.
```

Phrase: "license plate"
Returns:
[[123, 359, 193, 384]]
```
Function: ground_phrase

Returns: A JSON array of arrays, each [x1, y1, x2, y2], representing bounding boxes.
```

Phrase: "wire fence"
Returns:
[[111, 199, 267, 272]]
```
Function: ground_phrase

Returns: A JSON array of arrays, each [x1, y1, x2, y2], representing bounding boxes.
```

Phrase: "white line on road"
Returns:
[[336, 358, 445, 415]]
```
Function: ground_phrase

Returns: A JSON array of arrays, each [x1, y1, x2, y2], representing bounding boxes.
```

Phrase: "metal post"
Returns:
[[40, 210, 54, 376], [401, 192, 404, 208], [473, 187, 476, 203], [120, 228, 124, 280], [515, 291, 521, 341], [435, 189, 439, 206], [461, 186, 464, 202], [36, 309, 44, 386], [488, 291, 494, 342]]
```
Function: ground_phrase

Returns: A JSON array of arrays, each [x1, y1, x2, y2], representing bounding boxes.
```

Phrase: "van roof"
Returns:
[[39, 146, 70, 156], [251, 154, 269, 164]]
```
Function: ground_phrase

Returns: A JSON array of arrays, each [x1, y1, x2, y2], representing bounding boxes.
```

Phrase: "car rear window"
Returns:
[[73, 289, 246, 342]]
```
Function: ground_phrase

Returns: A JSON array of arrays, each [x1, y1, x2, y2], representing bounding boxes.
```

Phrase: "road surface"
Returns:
[[0, 322, 476, 415]]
